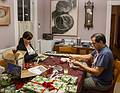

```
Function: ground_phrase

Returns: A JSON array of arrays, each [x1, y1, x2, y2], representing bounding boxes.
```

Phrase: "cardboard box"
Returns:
[[2, 50, 26, 77], [2, 49, 26, 67]]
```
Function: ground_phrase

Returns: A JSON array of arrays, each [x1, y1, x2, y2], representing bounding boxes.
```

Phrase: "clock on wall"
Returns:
[[84, 0, 94, 30]]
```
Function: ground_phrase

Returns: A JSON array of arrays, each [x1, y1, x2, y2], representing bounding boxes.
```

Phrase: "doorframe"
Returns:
[[13, 0, 38, 49], [106, 1, 120, 46]]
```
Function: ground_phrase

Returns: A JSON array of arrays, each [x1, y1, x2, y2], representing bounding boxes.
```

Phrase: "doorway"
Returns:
[[111, 6, 120, 59], [106, 1, 120, 60], [14, 0, 38, 49]]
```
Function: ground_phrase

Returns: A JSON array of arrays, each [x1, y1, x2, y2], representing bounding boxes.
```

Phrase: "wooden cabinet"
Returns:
[[74, 46, 94, 54], [53, 44, 94, 54]]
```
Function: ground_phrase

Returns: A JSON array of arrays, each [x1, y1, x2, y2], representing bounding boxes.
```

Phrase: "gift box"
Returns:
[[57, 82, 67, 93], [52, 80, 64, 89], [66, 85, 77, 93], [22, 74, 78, 93], [61, 75, 78, 84], [23, 82, 45, 93], [31, 76, 52, 84]]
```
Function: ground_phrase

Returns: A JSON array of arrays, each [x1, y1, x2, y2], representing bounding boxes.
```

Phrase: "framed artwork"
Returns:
[[51, 0, 79, 36], [0, 6, 10, 26]]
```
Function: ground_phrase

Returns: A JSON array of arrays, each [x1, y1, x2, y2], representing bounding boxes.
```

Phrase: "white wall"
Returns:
[[0, 0, 15, 49], [37, 0, 108, 41], [39, 39, 55, 53], [0, 0, 115, 50]]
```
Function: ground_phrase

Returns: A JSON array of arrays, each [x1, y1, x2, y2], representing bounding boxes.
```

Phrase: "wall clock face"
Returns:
[[0, 8, 6, 18]]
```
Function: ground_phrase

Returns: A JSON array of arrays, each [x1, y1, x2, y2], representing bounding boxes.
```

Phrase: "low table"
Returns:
[[18, 56, 85, 93], [40, 56, 85, 93]]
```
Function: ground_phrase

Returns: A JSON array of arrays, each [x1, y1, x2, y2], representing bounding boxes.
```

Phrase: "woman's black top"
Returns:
[[17, 38, 38, 62]]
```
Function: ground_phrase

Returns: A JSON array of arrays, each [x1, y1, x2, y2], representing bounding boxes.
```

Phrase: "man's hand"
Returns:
[[69, 54, 79, 61], [71, 60, 80, 66]]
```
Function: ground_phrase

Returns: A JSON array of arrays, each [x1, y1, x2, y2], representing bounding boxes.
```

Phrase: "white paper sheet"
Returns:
[[28, 65, 47, 75]]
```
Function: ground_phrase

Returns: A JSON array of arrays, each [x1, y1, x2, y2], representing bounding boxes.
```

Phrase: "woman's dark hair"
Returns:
[[91, 33, 106, 44], [22, 31, 33, 40]]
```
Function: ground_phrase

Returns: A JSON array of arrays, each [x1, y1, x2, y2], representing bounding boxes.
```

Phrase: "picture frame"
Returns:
[[0, 6, 10, 26], [51, 0, 79, 36]]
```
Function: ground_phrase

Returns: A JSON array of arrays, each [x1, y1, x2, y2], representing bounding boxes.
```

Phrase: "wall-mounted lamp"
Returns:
[[84, 0, 94, 30]]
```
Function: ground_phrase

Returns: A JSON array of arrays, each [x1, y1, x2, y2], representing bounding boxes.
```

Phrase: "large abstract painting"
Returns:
[[0, 6, 10, 26], [51, 0, 78, 36]]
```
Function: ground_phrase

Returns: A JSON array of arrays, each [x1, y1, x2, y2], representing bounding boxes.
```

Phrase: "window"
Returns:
[[17, 0, 31, 21]]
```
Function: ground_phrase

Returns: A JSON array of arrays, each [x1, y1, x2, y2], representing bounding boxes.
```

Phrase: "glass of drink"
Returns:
[[64, 68, 68, 75]]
